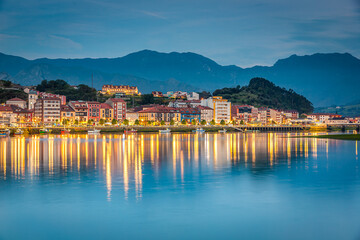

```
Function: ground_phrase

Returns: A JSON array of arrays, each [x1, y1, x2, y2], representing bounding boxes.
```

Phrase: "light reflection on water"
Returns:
[[0, 133, 359, 240]]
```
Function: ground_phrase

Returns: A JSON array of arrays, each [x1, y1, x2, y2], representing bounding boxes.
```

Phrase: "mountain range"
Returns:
[[1, 50, 360, 107]]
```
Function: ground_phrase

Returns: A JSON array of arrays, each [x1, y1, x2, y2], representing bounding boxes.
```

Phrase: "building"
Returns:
[[197, 106, 213, 122], [257, 107, 282, 124], [100, 103, 114, 122], [152, 91, 163, 97], [28, 90, 38, 110], [325, 117, 349, 124], [281, 110, 299, 120], [105, 98, 127, 121], [34, 97, 61, 124], [102, 85, 139, 95], [126, 109, 139, 123], [0, 105, 16, 125], [60, 105, 76, 123], [39, 92, 66, 105], [11, 105, 33, 126], [69, 101, 88, 122], [186, 92, 200, 100], [138, 106, 181, 123], [168, 100, 188, 108], [87, 101, 101, 122], [201, 96, 231, 123], [232, 105, 254, 123], [6, 98, 27, 109], [179, 107, 201, 122], [307, 113, 342, 123]]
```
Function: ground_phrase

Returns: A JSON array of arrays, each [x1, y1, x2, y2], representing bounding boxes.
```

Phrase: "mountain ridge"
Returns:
[[1, 50, 359, 107]]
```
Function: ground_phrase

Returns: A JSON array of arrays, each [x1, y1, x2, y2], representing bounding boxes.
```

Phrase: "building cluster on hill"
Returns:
[[0, 84, 359, 127]]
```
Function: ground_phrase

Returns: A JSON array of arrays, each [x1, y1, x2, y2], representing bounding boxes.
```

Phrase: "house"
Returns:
[[306, 113, 342, 123], [152, 91, 163, 97], [69, 101, 88, 122], [179, 107, 201, 122], [87, 101, 101, 122], [105, 98, 127, 121], [6, 98, 27, 109], [0, 105, 16, 125], [100, 103, 114, 122], [34, 97, 61, 124], [138, 106, 181, 123], [196, 106, 213, 122], [186, 92, 200, 100], [60, 105, 76, 123], [11, 105, 33, 126], [280, 110, 299, 120]]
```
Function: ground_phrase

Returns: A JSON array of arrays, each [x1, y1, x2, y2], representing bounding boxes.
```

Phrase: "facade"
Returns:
[[28, 90, 38, 110], [179, 108, 201, 122], [186, 92, 200, 100], [87, 101, 101, 122], [6, 98, 27, 109], [60, 105, 76, 123], [202, 96, 231, 123], [126, 109, 139, 123], [39, 92, 66, 105], [11, 105, 33, 126], [197, 106, 213, 122], [105, 98, 127, 121], [34, 97, 61, 124], [100, 103, 114, 122], [307, 113, 342, 123], [325, 117, 349, 124], [281, 110, 299, 120], [138, 106, 181, 123], [102, 85, 139, 95], [0, 105, 16, 125], [69, 101, 88, 122]]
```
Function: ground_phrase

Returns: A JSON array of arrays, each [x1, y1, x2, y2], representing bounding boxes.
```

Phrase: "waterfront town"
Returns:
[[0, 83, 359, 128]]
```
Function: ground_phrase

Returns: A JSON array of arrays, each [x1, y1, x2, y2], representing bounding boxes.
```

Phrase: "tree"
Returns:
[[134, 119, 140, 125], [220, 120, 226, 125], [210, 119, 215, 125], [201, 119, 206, 125], [99, 119, 105, 125], [62, 119, 69, 125], [141, 94, 154, 105], [112, 119, 117, 125], [74, 120, 79, 125], [181, 119, 187, 125], [87, 119, 93, 125], [160, 120, 165, 125], [147, 120, 152, 125], [240, 120, 244, 125], [170, 119, 175, 125], [191, 119, 197, 125], [123, 119, 129, 125]]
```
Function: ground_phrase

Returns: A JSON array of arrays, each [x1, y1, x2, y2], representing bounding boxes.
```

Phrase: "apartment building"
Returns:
[[100, 103, 114, 122], [60, 105, 76, 123], [105, 98, 127, 121], [6, 98, 27, 109], [34, 97, 61, 124], [138, 106, 181, 123], [196, 106, 213, 122], [201, 96, 231, 123], [69, 101, 88, 122], [87, 101, 101, 122]]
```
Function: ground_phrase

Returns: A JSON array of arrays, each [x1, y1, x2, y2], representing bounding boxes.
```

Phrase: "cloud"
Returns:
[[41, 35, 83, 50], [137, 10, 167, 19]]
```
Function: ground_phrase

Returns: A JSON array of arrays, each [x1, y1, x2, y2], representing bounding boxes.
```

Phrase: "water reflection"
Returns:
[[0, 132, 358, 201]]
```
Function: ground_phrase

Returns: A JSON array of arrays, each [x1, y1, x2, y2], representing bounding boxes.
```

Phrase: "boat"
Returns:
[[193, 128, 205, 133], [218, 129, 227, 133], [124, 128, 137, 134], [0, 129, 10, 137], [61, 129, 71, 134], [159, 128, 171, 134], [39, 128, 51, 134], [14, 129, 24, 135], [88, 128, 101, 134]]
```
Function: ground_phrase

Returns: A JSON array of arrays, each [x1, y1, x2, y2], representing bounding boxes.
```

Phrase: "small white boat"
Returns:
[[218, 129, 227, 133], [14, 129, 24, 135], [0, 129, 10, 137], [159, 128, 171, 134], [88, 128, 100, 134], [193, 128, 205, 133]]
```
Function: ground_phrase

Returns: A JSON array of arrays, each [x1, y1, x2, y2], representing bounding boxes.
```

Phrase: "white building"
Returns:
[[201, 96, 231, 123], [186, 92, 199, 100]]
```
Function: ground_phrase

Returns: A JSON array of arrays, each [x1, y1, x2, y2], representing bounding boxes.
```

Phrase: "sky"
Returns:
[[0, 0, 359, 67]]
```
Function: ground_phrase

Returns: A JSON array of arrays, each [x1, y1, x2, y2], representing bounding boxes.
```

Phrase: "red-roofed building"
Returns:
[[69, 101, 88, 122], [196, 105, 213, 122], [138, 106, 181, 122], [60, 105, 76, 123], [6, 98, 27, 109], [87, 101, 101, 122], [100, 103, 114, 121], [105, 98, 126, 121], [306, 113, 342, 123]]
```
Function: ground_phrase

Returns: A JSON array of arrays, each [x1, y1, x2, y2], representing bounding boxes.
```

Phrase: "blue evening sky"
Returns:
[[0, 0, 359, 67]]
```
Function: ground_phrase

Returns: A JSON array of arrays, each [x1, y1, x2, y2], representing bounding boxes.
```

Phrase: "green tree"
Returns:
[[112, 119, 117, 125], [160, 120, 165, 125], [87, 119, 93, 125], [147, 120, 152, 125], [123, 119, 129, 125], [210, 119, 215, 125], [62, 119, 69, 125], [240, 120, 244, 125], [99, 119, 105, 125], [181, 119, 187, 125], [191, 119, 197, 125], [141, 94, 154, 105], [201, 119, 206, 125], [74, 120, 79, 125], [170, 119, 175, 125], [134, 119, 140, 125], [220, 120, 226, 125]]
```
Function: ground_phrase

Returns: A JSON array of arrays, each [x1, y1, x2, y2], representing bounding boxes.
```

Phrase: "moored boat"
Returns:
[[39, 128, 51, 134], [218, 129, 227, 133], [61, 129, 71, 134], [124, 128, 137, 134], [0, 129, 10, 137], [193, 128, 205, 133], [14, 129, 24, 135], [159, 128, 171, 134], [88, 128, 100, 134]]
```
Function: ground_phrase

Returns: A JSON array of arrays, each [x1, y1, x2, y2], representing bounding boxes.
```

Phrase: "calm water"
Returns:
[[0, 133, 359, 240]]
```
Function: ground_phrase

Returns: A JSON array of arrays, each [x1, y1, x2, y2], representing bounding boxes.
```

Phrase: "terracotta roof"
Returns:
[[139, 106, 179, 113], [197, 106, 213, 110], [179, 108, 200, 114], [0, 105, 14, 112], [100, 103, 112, 109], [7, 97, 26, 102], [61, 105, 75, 112], [108, 98, 126, 103]]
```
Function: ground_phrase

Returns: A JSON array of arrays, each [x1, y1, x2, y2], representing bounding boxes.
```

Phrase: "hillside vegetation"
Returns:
[[213, 78, 314, 114]]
